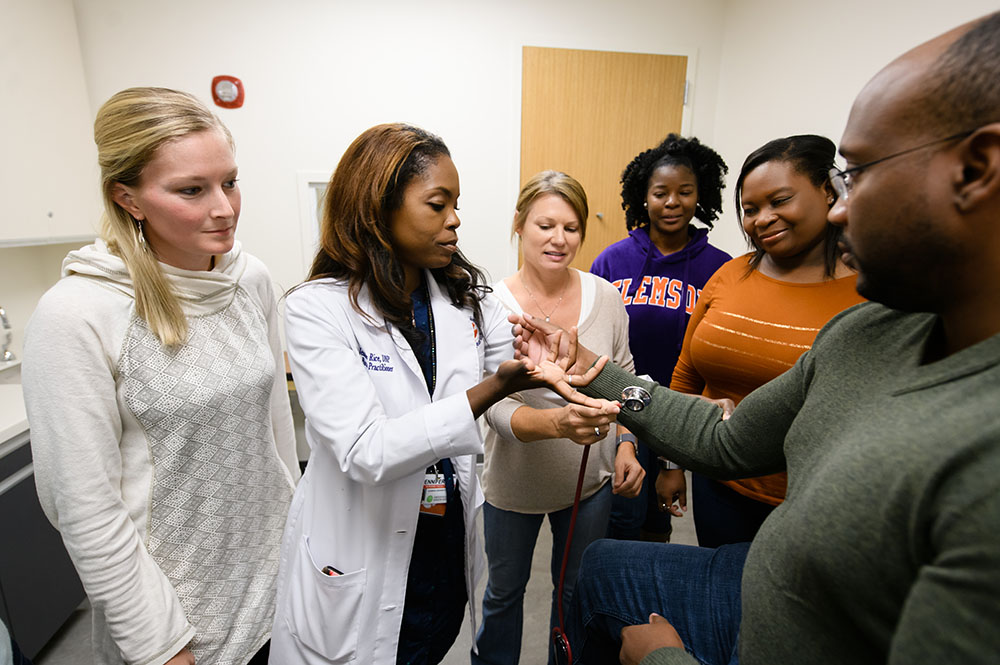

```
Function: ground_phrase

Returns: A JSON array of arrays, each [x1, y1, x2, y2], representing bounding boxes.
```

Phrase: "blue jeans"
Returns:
[[606, 441, 671, 540], [473, 482, 612, 665], [568, 539, 750, 665]]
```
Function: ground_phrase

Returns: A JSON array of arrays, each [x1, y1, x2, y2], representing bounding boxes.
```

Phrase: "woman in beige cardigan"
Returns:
[[473, 171, 643, 665]]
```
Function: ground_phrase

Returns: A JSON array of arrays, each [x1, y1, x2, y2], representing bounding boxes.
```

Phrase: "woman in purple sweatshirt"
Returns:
[[591, 134, 730, 541]]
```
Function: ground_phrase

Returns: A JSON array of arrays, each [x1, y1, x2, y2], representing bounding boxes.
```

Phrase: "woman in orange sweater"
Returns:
[[668, 134, 865, 547]]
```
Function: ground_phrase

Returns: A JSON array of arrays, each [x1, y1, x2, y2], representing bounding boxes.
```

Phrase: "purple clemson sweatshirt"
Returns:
[[590, 226, 730, 384]]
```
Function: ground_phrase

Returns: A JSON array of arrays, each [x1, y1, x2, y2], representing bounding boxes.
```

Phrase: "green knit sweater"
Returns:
[[583, 302, 1000, 664]]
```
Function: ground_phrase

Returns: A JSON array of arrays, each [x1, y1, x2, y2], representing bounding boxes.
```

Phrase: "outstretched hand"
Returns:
[[470, 326, 618, 419], [509, 311, 566, 367], [509, 312, 600, 379], [516, 324, 614, 411]]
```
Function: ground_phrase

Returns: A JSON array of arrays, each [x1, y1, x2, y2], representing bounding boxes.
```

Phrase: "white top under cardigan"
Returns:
[[482, 270, 635, 513], [22, 241, 299, 665], [270, 274, 513, 664]]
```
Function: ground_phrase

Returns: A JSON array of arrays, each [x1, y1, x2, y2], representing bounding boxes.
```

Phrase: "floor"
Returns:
[[34, 474, 698, 665]]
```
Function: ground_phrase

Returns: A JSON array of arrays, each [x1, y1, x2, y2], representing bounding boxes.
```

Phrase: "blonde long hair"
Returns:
[[95, 87, 233, 346]]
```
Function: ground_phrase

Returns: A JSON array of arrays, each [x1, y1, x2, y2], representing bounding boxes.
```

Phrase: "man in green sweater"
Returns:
[[514, 10, 1000, 665]]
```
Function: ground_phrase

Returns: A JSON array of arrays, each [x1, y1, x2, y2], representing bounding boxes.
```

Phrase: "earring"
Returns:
[[134, 219, 148, 250], [643, 202, 648, 208]]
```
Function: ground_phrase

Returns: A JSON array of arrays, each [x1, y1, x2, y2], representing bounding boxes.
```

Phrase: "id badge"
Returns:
[[419, 473, 447, 517]]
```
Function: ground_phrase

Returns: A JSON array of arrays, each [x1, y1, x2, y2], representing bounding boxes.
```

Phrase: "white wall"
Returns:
[[708, 0, 999, 257], [71, 0, 728, 291], [5, 0, 995, 348]]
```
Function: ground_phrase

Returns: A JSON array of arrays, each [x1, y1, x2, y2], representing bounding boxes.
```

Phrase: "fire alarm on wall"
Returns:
[[212, 75, 244, 109]]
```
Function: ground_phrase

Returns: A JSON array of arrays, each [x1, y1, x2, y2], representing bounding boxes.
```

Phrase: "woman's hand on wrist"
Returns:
[[554, 402, 619, 445]]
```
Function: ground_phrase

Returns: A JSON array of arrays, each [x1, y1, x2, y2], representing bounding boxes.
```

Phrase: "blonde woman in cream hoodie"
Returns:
[[21, 88, 299, 665]]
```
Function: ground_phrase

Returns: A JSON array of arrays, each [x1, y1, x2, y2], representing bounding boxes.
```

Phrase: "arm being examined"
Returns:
[[580, 357, 807, 480]]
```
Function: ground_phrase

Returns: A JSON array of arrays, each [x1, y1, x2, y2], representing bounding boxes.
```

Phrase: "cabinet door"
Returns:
[[0, 0, 101, 245], [0, 434, 86, 658]]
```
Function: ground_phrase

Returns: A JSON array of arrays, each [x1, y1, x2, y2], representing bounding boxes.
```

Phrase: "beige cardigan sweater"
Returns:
[[482, 270, 634, 513]]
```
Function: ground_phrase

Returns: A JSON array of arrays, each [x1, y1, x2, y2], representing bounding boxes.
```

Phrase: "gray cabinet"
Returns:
[[0, 431, 85, 658]]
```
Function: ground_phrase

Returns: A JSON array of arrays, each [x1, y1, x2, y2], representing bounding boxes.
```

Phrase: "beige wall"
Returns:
[[71, 0, 729, 290], [67, 0, 1000, 278], [0, 243, 83, 359], [3, 0, 995, 347], [708, 0, 999, 256]]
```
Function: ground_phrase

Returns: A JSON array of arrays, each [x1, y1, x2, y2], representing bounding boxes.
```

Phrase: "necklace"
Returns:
[[518, 272, 570, 322]]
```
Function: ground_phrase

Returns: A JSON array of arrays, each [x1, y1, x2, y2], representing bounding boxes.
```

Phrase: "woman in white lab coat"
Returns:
[[268, 124, 616, 665]]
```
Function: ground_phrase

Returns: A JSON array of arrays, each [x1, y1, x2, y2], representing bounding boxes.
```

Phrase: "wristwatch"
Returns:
[[615, 432, 639, 457], [658, 456, 683, 471], [621, 386, 651, 412]]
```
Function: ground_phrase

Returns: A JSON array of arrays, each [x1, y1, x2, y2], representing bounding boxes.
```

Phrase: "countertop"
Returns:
[[0, 359, 21, 377], [0, 383, 28, 444]]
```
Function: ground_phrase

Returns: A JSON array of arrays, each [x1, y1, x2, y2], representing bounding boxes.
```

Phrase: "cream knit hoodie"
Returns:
[[22, 241, 298, 665]]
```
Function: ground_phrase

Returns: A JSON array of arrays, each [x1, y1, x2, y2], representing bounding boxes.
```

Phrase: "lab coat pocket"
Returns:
[[285, 535, 367, 662]]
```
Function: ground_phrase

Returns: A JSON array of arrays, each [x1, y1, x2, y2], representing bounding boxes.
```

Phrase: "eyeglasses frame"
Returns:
[[829, 128, 977, 200]]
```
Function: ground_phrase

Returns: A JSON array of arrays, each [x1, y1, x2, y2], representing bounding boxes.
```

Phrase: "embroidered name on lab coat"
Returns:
[[359, 348, 394, 372]]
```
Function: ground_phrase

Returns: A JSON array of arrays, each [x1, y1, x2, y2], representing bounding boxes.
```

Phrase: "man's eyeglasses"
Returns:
[[829, 129, 976, 201]]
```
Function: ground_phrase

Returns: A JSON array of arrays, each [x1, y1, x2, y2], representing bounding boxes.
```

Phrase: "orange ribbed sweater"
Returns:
[[669, 255, 865, 505]]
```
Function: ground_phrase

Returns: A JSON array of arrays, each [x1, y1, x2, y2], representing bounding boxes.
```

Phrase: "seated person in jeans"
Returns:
[[512, 10, 1000, 664]]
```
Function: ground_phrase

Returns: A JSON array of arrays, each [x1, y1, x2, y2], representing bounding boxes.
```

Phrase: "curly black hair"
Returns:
[[620, 134, 728, 231]]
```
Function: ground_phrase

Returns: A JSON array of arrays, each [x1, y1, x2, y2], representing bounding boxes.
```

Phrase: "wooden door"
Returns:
[[520, 46, 687, 270]]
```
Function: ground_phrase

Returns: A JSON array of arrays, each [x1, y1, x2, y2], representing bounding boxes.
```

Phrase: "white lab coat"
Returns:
[[270, 273, 513, 664]]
